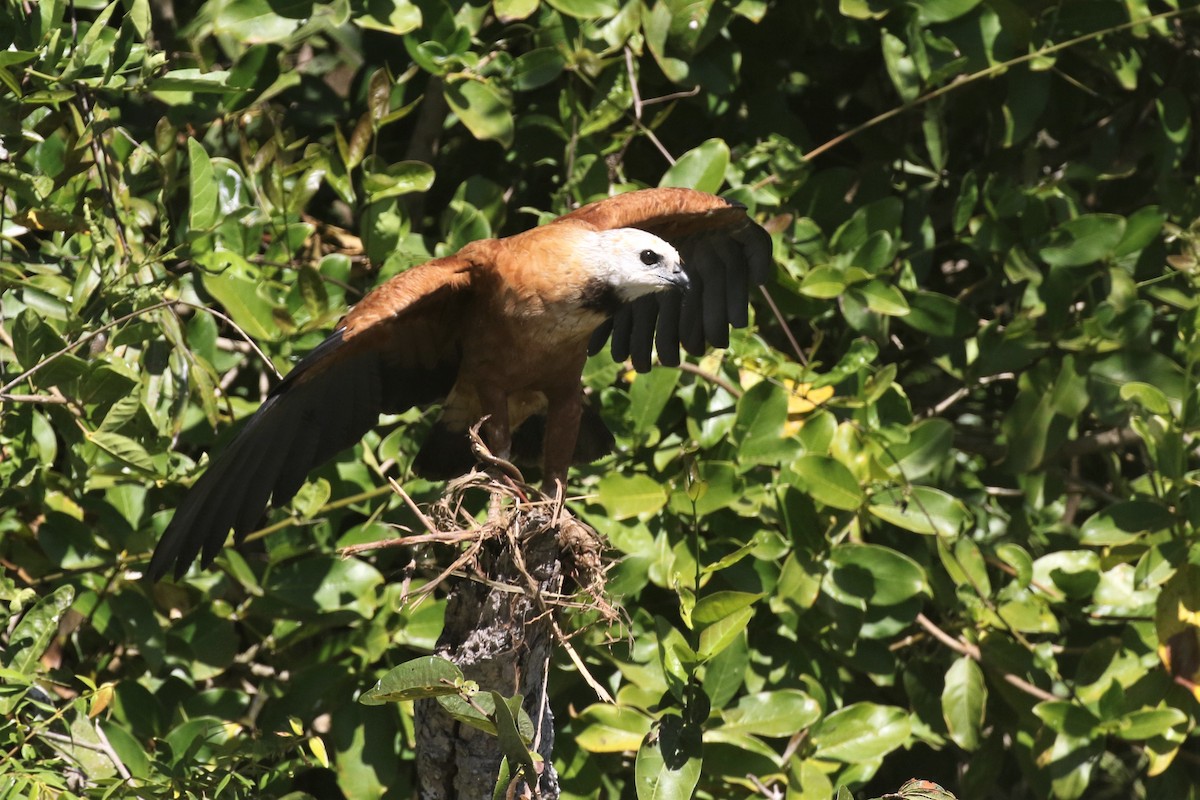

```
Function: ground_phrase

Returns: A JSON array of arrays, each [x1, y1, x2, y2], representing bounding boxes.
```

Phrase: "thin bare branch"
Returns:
[[803, 6, 1200, 163], [914, 613, 1057, 703]]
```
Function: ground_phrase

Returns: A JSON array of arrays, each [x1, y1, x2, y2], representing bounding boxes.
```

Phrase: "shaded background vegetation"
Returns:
[[4, 0, 1200, 797]]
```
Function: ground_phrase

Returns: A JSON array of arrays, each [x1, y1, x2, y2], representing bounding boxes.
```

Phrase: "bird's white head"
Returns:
[[582, 228, 688, 307]]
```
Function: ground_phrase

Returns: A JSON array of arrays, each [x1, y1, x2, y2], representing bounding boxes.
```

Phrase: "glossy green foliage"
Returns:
[[3, 0, 1200, 797]]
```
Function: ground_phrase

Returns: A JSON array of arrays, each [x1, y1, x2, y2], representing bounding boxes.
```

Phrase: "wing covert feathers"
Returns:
[[152, 189, 773, 578], [148, 257, 475, 580], [579, 188, 774, 371]]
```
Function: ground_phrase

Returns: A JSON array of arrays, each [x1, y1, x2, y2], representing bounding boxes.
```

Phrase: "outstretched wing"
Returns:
[[569, 187, 774, 372], [148, 256, 477, 580]]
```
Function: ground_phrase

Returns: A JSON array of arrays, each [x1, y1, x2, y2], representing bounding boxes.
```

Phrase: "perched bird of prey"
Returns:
[[148, 188, 773, 579]]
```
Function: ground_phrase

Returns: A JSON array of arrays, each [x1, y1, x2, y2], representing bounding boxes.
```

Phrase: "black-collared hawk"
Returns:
[[148, 188, 773, 579]]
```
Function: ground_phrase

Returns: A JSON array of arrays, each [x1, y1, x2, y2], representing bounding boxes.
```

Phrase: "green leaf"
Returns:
[[490, 690, 537, 778], [212, 0, 309, 41], [1113, 206, 1165, 258], [1033, 701, 1099, 737], [291, 478, 332, 520], [495, 0, 539, 20], [576, 705, 652, 753], [868, 486, 970, 537], [700, 631, 748, 708], [266, 556, 384, 614], [826, 543, 929, 606], [87, 430, 157, 474], [917, 0, 983, 23], [881, 31, 919, 102], [734, 380, 797, 465], [444, 77, 514, 147], [1038, 214, 1126, 267], [597, 473, 667, 520], [859, 280, 910, 315], [671, 462, 739, 517], [635, 716, 702, 800], [512, 47, 565, 91], [840, 0, 891, 20], [436, 691, 535, 740], [544, 0, 617, 17], [887, 418, 954, 481], [355, 0, 421, 34], [1113, 708, 1188, 741], [697, 606, 753, 661], [995, 543, 1033, 587], [810, 703, 911, 762], [954, 172, 979, 233], [1031, 551, 1101, 600], [799, 266, 848, 299], [628, 369, 680, 434], [363, 159, 435, 202], [719, 690, 821, 737], [1079, 500, 1174, 546], [197, 251, 280, 341], [901, 291, 974, 337], [11, 308, 65, 370], [6, 585, 75, 675], [691, 591, 763, 625], [1120, 381, 1171, 416], [151, 69, 241, 95], [188, 138, 217, 232], [942, 656, 986, 751], [792, 455, 864, 510], [1001, 387, 1054, 473], [660, 139, 730, 194]]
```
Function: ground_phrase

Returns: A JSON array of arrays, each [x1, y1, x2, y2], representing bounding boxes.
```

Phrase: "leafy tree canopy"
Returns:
[[3, 0, 1200, 797]]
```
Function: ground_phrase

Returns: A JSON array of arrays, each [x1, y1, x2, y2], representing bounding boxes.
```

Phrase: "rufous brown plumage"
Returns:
[[148, 187, 773, 579]]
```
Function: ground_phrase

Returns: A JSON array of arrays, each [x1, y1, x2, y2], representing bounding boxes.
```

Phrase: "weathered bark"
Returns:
[[414, 503, 568, 799]]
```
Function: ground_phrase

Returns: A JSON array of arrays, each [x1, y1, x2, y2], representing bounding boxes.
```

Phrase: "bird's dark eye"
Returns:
[[640, 249, 660, 265]]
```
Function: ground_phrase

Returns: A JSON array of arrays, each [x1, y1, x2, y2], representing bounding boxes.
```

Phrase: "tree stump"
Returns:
[[412, 482, 606, 799]]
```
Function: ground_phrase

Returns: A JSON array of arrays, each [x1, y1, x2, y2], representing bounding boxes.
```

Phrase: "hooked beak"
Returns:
[[667, 264, 689, 291]]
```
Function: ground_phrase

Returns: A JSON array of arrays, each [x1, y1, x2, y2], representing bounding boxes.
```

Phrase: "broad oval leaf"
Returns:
[[1038, 214, 1126, 267], [792, 455, 864, 510], [810, 703, 911, 762], [917, 0, 983, 23], [1079, 500, 1174, 546], [544, 0, 618, 18], [868, 486, 970, 537], [719, 690, 821, 737], [902, 290, 975, 337], [7, 585, 75, 675], [495, 0, 539, 21], [859, 280, 909, 315], [691, 591, 763, 626], [887, 418, 954, 481], [576, 705, 652, 753], [444, 77, 514, 147], [1120, 381, 1172, 416], [826, 543, 929, 606], [1114, 708, 1188, 741], [360, 656, 464, 705], [697, 606, 753, 661], [799, 266, 847, 299], [512, 47, 565, 91], [942, 656, 986, 751], [660, 138, 730, 194], [187, 138, 217, 231], [198, 251, 280, 341], [634, 716, 702, 800], [363, 159, 435, 202], [1032, 550, 1101, 600], [597, 473, 668, 520]]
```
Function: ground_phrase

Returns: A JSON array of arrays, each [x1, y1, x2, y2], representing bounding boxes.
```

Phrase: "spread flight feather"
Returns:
[[149, 188, 773, 579]]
